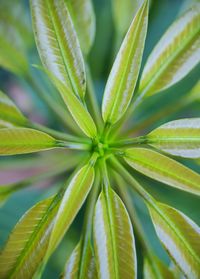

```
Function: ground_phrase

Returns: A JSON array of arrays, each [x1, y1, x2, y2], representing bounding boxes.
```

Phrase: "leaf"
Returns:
[[0, 128, 58, 155], [50, 75, 97, 138], [0, 91, 28, 127], [148, 202, 200, 279], [93, 188, 137, 279], [66, 0, 95, 55], [0, 194, 61, 279], [102, 0, 148, 125], [62, 241, 97, 279], [124, 147, 200, 195], [47, 163, 95, 255], [31, 0, 86, 99], [139, 4, 200, 97], [143, 255, 175, 279], [146, 118, 200, 158]]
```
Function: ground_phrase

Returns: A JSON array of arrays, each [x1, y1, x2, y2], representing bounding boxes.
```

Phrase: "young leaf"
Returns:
[[102, 0, 148, 125], [30, 0, 86, 99], [47, 162, 95, 255], [0, 194, 61, 279], [0, 128, 58, 155], [148, 202, 200, 279], [146, 118, 200, 158], [139, 4, 200, 97], [124, 147, 200, 195], [66, 0, 96, 55], [51, 76, 97, 138], [62, 241, 97, 279], [143, 255, 175, 279], [93, 188, 137, 279], [0, 91, 28, 127]]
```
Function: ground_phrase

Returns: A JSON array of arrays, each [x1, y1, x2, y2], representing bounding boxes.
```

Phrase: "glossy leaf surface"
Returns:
[[31, 0, 86, 99], [102, 0, 148, 125], [146, 118, 200, 158], [124, 147, 200, 195], [0, 195, 61, 279], [0, 128, 58, 155], [148, 202, 200, 279], [93, 188, 137, 279], [62, 241, 97, 279], [66, 0, 95, 55], [47, 163, 95, 255], [0, 91, 27, 127], [139, 4, 200, 97]]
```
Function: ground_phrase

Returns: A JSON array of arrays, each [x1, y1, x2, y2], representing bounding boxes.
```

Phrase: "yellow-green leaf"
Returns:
[[124, 147, 200, 195], [102, 0, 148, 125], [0, 128, 58, 155], [31, 0, 86, 99], [62, 241, 97, 279], [139, 4, 200, 97], [47, 163, 95, 255], [143, 255, 175, 279], [148, 202, 200, 279], [146, 118, 200, 158], [0, 194, 61, 279], [93, 188, 137, 279], [66, 0, 95, 55], [0, 91, 28, 127]]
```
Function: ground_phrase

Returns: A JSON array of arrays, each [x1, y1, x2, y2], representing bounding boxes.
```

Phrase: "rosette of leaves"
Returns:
[[0, 0, 200, 278]]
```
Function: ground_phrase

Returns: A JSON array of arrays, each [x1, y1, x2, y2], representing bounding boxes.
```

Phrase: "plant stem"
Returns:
[[57, 140, 90, 151], [109, 136, 147, 147], [86, 64, 103, 130]]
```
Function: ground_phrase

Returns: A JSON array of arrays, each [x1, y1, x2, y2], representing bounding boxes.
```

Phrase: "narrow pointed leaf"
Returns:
[[93, 188, 137, 279], [146, 118, 200, 158], [66, 0, 95, 55], [148, 202, 200, 278], [47, 163, 95, 255], [124, 147, 200, 195], [139, 4, 200, 97], [143, 255, 175, 279], [102, 0, 148, 125], [0, 128, 58, 155], [31, 0, 86, 99], [0, 194, 61, 279], [62, 241, 97, 279], [0, 91, 28, 127]]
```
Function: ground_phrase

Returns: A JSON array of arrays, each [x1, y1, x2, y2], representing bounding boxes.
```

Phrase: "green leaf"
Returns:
[[0, 128, 58, 155], [50, 75, 97, 138], [0, 91, 28, 127], [146, 118, 200, 158], [30, 0, 86, 99], [62, 241, 97, 279], [143, 255, 175, 279], [139, 4, 200, 97], [47, 162, 95, 255], [102, 0, 148, 125], [66, 0, 95, 55], [93, 188, 137, 279], [148, 202, 200, 279], [124, 147, 200, 195], [0, 194, 61, 279]]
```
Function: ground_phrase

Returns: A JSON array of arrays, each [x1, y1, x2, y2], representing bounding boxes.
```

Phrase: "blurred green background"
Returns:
[[0, 0, 199, 278]]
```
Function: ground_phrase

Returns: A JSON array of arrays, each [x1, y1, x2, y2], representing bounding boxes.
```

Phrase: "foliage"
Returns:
[[0, 0, 200, 278]]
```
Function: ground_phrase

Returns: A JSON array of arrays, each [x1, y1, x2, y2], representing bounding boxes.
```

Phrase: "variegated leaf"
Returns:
[[0, 128, 58, 155], [0, 194, 61, 279], [102, 0, 148, 125], [66, 0, 95, 55], [124, 147, 200, 195], [148, 202, 200, 279], [93, 188, 137, 279], [139, 4, 200, 97], [146, 118, 200, 158], [31, 0, 86, 99]]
